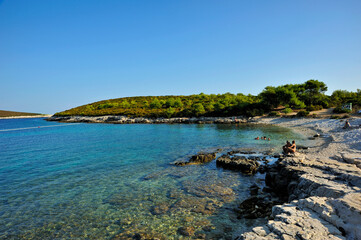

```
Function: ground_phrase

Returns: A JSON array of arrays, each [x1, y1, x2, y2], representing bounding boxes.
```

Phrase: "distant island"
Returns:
[[0, 110, 47, 118], [54, 80, 360, 118]]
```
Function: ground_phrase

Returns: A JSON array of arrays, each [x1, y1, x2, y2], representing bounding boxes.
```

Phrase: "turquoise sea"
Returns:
[[0, 118, 308, 239]]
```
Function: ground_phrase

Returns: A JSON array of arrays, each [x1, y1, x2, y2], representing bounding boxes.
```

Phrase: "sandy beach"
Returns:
[[238, 117, 361, 240]]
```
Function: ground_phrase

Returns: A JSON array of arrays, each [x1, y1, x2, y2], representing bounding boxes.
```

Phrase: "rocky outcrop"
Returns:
[[174, 152, 217, 166], [237, 152, 361, 240], [46, 115, 249, 124], [216, 154, 260, 174], [236, 194, 283, 219]]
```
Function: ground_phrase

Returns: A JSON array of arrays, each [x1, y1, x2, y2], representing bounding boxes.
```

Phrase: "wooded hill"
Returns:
[[55, 80, 361, 118]]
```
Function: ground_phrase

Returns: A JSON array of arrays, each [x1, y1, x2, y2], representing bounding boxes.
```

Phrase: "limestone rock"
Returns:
[[175, 152, 217, 166], [216, 155, 260, 174]]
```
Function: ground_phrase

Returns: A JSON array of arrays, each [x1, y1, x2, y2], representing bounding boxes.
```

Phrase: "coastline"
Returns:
[[237, 117, 361, 239], [45, 115, 250, 124], [44, 114, 361, 239], [0, 114, 52, 120]]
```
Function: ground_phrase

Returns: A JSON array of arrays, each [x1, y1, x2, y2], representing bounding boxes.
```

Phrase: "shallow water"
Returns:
[[0, 118, 308, 239]]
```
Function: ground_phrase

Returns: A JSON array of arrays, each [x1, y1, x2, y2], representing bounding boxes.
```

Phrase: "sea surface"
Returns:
[[0, 118, 309, 239]]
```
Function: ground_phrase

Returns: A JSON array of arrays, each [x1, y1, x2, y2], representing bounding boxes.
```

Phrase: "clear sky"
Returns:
[[0, 0, 360, 114]]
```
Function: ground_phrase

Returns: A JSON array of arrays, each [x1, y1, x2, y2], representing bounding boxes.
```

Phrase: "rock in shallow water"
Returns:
[[151, 202, 170, 215], [175, 152, 217, 166], [177, 226, 195, 236], [216, 154, 260, 174], [236, 195, 283, 219], [182, 178, 236, 203], [170, 194, 221, 215]]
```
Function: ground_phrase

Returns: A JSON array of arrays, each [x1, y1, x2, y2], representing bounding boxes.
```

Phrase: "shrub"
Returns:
[[173, 98, 183, 108], [165, 107, 175, 118], [268, 111, 280, 117], [333, 106, 351, 114], [97, 103, 114, 109], [283, 108, 293, 114], [296, 110, 309, 117], [150, 99, 162, 109], [330, 115, 341, 119], [120, 100, 131, 108], [306, 105, 323, 112], [192, 103, 206, 116]]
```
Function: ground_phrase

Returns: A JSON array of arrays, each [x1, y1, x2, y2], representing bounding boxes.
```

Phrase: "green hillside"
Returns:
[[55, 80, 361, 118], [0, 110, 42, 117]]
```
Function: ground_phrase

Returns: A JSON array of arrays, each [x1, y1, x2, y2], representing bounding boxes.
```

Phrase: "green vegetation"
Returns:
[[55, 80, 361, 118], [282, 108, 293, 114], [268, 111, 281, 117], [296, 110, 310, 117], [0, 110, 42, 117]]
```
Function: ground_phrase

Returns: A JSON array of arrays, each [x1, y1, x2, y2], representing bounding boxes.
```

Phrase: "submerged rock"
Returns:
[[174, 152, 217, 166], [178, 226, 195, 236], [182, 178, 236, 203], [170, 194, 220, 215], [151, 202, 170, 215]]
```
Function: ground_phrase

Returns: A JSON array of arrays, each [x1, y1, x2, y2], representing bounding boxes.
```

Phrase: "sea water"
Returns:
[[0, 118, 308, 239]]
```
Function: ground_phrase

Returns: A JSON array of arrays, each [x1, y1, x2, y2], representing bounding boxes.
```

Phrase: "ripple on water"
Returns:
[[0, 119, 309, 239]]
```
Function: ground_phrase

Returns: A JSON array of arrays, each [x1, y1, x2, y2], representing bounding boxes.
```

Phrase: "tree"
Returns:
[[259, 86, 280, 109], [214, 101, 225, 111], [204, 102, 215, 112], [192, 103, 205, 116], [173, 98, 183, 108], [301, 80, 328, 106], [165, 98, 175, 108], [150, 98, 162, 109], [165, 107, 175, 118]]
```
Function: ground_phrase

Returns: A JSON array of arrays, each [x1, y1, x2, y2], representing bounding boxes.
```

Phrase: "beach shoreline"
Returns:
[[237, 117, 361, 239], [44, 114, 361, 239]]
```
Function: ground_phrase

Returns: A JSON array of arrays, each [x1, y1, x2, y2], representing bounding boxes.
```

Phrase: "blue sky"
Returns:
[[0, 0, 360, 114]]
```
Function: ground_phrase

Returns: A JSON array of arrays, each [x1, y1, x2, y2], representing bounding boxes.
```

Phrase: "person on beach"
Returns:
[[288, 140, 296, 153], [282, 141, 291, 153], [343, 120, 351, 129]]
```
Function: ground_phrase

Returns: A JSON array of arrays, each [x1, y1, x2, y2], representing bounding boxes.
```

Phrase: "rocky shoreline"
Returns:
[[236, 117, 361, 240], [172, 117, 361, 239], [46, 115, 250, 124], [46, 115, 361, 239]]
